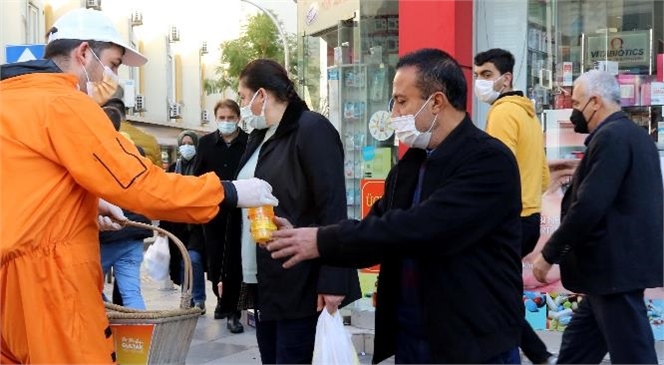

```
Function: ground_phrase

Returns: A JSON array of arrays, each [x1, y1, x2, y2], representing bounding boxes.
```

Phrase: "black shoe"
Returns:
[[194, 301, 206, 315], [227, 313, 244, 334], [214, 299, 228, 320]]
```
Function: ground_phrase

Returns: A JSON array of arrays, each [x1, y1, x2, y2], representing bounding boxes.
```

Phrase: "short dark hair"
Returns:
[[396, 48, 467, 111], [103, 106, 123, 131], [103, 98, 126, 121], [474, 48, 515, 75], [239, 59, 307, 108], [213, 99, 241, 118]]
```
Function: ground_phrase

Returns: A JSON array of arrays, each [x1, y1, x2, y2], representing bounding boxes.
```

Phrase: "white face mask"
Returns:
[[178, 144, 196, 160], [474, 74, 505, 104], [390, 95, 436, 150], [240, 90, 268, 130], [217, 121, 238, 136]]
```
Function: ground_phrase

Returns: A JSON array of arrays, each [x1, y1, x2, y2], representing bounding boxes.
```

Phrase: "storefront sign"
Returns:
[[300, 0, 359, 35], [111, 324, 155, 364], [360, 179, 384, 274], [586, 30, 650, 68], [651, 82, 664, 105], [562, 62, 573, 86], [305, 2, 318, 26], [360, 179, 384, 218]]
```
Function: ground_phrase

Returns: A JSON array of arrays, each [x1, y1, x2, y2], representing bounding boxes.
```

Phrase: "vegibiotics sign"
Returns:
[[586, 30, 650, 67]]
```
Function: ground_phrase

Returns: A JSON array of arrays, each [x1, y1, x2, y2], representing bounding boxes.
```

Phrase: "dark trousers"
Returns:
[[521, 213, 541, 257], [255, 314, 317, 364], [483, 347, 521, 364], [520, 213, 552, 363], [557, 290, 656, 364], [520, 317, 551, 363], [395, 328, 431, 363]]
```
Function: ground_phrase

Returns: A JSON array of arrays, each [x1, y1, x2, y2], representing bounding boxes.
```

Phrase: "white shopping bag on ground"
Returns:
[[144, 234, 170, 282], [312, 308, 360, 365]]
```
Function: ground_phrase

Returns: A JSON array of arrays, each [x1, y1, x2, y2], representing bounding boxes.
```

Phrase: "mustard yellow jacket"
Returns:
[[486, 93, 550, 216]]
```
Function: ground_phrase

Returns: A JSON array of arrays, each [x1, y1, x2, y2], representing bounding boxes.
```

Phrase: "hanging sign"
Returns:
[[586, 30, 650, 68]]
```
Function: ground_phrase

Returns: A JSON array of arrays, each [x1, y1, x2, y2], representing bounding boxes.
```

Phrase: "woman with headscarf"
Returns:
[[161, 130, 208, 313]]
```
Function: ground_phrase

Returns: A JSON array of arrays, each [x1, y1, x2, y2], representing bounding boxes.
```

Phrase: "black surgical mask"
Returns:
[[569, 99, 595, 134]]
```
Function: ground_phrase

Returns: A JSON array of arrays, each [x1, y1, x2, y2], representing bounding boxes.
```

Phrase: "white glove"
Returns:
[[98, 199, 126, 231], [232, 178, 279, 208]]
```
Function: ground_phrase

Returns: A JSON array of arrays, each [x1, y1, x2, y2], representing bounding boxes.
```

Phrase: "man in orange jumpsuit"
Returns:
[[0, 8, 277, 364]]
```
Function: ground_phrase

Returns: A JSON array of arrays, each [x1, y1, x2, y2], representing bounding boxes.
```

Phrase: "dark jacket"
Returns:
[[542, 111, 663, 294], [193, 129, 248, 288], [1, 59, 61, 80], [161, 160, 206, 285], [317, 116, 524, 364], [194, 129, 248, 181], [99, 210, 152, 244], [221, 100, 361, 320]]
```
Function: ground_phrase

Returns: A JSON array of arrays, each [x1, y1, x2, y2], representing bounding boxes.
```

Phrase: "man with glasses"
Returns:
[[194, 99, 248, 332], [267, 48, 524, 364]]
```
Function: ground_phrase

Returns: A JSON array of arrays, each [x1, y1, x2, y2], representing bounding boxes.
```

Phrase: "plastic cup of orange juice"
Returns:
[[248, 206, 277, 244]]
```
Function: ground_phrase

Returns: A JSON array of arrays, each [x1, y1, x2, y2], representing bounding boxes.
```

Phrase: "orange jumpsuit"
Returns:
[[0, 73, 224, 363]]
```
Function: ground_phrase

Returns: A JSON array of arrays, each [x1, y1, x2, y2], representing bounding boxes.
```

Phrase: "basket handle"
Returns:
[[114, 219, 194, 310]]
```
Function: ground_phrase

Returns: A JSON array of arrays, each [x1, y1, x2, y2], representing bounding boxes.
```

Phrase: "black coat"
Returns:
[[221, 100, 361, 320], [317, 116, 524, 363], [99, 210, 152, 244], [193, 130, 248, 288], [542, 112, 664, 294]]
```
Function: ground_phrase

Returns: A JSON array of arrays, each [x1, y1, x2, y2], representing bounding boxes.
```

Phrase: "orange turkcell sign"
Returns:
[[360, 179, 385, 274], [360, 179, 385, 218]]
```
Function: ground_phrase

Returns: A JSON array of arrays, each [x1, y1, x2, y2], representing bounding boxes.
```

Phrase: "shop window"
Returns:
[[527, 0, 664, 159], [298, 0, 398, 220]]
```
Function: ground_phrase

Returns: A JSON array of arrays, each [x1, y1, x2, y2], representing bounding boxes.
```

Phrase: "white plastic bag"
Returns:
[[144, 234, 170, 282], [312, 308, 360, 365]]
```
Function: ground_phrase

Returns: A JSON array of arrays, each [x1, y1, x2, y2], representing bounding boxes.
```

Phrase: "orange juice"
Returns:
[[248, 206, 277, 244]]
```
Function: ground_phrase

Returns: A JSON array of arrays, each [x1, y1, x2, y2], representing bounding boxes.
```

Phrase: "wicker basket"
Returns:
[[105, 220, 201, 365]]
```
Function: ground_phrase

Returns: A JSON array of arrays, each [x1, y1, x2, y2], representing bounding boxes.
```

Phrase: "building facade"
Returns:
[[1, 0, 253, 165]]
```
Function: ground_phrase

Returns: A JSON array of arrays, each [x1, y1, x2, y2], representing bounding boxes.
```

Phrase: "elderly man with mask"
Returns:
[[532, 70, 663, 364], [0, 8, 276, 364], [267, 48, 524, 364]]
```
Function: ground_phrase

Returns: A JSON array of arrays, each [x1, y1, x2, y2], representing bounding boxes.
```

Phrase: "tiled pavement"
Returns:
[[104, 269, 664, 364]]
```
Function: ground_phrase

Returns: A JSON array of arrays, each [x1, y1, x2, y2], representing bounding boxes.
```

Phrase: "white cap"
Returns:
[[47, 8, 147, 67]]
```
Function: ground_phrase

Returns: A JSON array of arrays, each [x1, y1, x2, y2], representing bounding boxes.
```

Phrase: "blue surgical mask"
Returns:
[[217, 121, 238, 135], [178, 144, 196, 160]]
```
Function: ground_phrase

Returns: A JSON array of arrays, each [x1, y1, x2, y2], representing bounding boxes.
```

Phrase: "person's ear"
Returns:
[[72, 42, 90, 65], [431, 91, 448, 115], [503, 72, 513, 88]]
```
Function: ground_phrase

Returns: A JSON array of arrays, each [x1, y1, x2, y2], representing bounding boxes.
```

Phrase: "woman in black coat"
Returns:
[[161, 130, 207, 313], [219, 59, 360, 364]]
